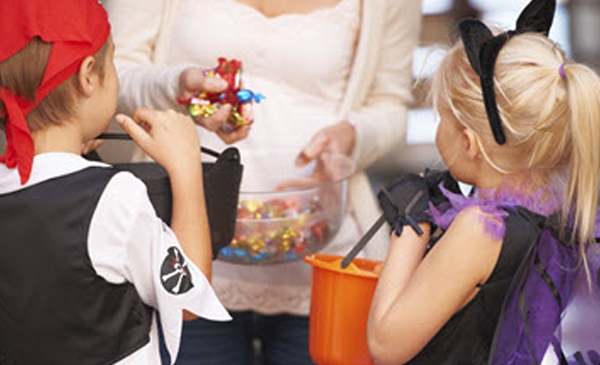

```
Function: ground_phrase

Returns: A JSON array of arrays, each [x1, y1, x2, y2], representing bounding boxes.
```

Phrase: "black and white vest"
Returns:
[[0, 167, 153, 365]]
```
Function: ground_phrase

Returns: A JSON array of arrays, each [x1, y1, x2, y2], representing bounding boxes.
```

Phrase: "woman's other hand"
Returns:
[[276, 121, 356, 192], [179, 67, 250, 144], [295, 121, 356, 167]]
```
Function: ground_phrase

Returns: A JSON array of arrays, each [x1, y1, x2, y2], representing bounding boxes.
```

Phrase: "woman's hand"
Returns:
[[115, 108, 201, 176], [295, 121, 356, 167], [179, 67, 250, 144], [276, 121, 356, 191], [275, 122, 356, 220]]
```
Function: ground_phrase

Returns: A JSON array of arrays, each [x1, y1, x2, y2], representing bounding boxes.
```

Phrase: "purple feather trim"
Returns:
[[428, 183, 560, 241]]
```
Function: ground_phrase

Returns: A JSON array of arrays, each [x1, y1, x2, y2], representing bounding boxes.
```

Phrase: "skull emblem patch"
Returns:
[[160, 247, 194, 295]]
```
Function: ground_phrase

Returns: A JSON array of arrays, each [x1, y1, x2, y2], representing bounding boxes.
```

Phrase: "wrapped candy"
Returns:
[[218, 197, 332, 265], [179, 58, 265, 132]]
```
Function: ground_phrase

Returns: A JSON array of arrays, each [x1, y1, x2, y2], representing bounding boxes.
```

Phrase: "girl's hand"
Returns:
[[179, 67, 250, 144], [115, 108, 201, 176]]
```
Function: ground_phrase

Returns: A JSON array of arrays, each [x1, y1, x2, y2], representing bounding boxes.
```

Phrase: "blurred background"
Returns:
[[368, 0, 600, 189], [1, 0, 599, 187]]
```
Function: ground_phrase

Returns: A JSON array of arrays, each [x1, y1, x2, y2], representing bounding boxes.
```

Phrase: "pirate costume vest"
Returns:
[[0, 167, 153, 365]]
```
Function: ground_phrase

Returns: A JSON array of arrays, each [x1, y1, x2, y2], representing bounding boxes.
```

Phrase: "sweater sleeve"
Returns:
[[349, 0, 422, 171], [103, 0, 191, 116]]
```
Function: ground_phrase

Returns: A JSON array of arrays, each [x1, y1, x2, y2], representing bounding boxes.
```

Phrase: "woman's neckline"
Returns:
[[223, 0, 356, 21]]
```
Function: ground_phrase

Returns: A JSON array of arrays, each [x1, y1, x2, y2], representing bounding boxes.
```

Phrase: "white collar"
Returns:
[[0, 152, 109, 194]]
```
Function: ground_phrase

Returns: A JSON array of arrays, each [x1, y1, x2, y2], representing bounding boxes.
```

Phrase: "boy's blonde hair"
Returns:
[[432, 32, 600, 255], [0, 37, 108, 132]]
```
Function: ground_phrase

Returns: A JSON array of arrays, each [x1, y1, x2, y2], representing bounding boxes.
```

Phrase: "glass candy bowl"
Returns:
[[217, 149, 354, 265]]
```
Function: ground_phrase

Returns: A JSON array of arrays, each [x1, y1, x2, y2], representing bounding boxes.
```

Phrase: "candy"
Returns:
[[179, 58, 265, 132], [218, 197, 333, 265]]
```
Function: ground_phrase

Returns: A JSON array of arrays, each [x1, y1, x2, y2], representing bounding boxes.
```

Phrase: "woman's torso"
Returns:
[[168, 0, 362, 314], [169, 0, 360, 151]]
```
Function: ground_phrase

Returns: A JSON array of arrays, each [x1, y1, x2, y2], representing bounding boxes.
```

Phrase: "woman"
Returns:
[[102, 0, 422, 363]]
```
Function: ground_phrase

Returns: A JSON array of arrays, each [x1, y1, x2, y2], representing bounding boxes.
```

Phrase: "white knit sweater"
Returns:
[[103, 0, 422, 314]]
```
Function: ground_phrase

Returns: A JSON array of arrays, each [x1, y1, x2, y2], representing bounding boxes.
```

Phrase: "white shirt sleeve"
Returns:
[[88, 171, 231, 364]]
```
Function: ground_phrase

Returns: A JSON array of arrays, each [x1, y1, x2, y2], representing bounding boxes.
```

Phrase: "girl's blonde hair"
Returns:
[[432, 32, 600, 256]]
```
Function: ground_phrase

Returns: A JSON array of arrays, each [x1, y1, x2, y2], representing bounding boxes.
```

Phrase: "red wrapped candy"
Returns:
[[179, 58, 265, 132]]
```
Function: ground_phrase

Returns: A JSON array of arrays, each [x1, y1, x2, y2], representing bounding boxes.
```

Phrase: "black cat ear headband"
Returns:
[[458, 0, 557, 145]]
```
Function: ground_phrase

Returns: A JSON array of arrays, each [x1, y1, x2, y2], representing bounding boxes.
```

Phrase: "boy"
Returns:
[[0, 1, 230, 364]]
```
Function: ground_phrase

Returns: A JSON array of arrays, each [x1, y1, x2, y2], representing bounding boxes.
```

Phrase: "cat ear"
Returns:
[[456, 0, 557, 146], [458, 19, 494, 77], [515, 0, 556, 36], [459, 19, 508, 145]]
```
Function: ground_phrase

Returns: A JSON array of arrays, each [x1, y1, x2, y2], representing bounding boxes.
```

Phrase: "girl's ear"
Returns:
[[76, 55, 96, 97], [462, 128, 481, 160]]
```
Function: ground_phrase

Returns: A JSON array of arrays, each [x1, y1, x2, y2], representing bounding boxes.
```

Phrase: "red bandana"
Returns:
[[0, 0, 110, 184]]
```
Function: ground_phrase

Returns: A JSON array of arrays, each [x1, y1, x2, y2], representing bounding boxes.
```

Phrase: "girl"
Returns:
[[367, 0, 600, 364]]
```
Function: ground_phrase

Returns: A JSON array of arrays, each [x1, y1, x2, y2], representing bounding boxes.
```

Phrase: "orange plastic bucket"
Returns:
[[304, 253, 381, 365]]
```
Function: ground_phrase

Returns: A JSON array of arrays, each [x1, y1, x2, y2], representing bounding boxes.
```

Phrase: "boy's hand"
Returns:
[[179, 67, 249, 144], [115, 108, 201, 176]]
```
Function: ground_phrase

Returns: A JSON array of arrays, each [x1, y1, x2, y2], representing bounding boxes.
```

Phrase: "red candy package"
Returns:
[[179, 58, 265, 132]]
